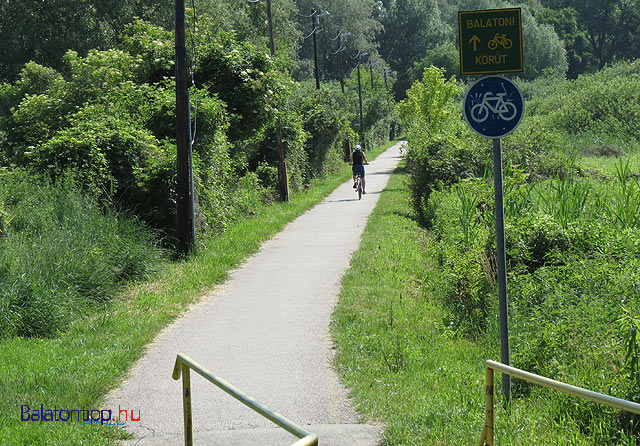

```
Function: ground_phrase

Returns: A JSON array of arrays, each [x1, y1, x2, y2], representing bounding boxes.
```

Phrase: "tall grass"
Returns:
[[0, 170, 163, 338], [424, 155, 640, 442], [394, 59, 640, 443], [333, 160, 635, 445], [0, 139, 399, 446]]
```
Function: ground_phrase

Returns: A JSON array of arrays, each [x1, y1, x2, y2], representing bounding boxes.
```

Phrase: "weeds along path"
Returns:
[[105, 143, 404, 446]]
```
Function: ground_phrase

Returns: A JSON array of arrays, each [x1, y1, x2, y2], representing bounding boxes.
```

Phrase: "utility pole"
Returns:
[[311, 9, 320, 89], [266, 0, 275, 55], [384, 69, 395, 140], [369, 62, 374, 88], [357, 62, 365, 150], [175, 0, 195, 254], [265, 0, 289, 201], [338, 33, 345, 94], [331, 31, 351, 159]]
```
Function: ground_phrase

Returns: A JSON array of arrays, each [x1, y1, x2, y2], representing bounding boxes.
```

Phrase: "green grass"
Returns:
[[578, 154, 640, 177], [0, 139, 397, 445], [332, 159, 634, 445], [541, 130, 640, 177], [0, 173, 163, 338]]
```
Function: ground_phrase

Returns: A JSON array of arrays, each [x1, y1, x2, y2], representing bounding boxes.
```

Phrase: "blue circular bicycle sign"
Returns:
[[463, 76, 524, 138]]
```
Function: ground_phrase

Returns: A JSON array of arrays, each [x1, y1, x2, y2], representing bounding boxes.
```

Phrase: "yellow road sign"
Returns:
[[458, 8, 523, 75]]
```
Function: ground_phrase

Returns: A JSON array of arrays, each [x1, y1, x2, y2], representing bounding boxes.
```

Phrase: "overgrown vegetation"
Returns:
[[333, 160, 636, 445], [397, 62, 640, 442], [0, 170, 163, 338], [3, 0, 640, 443], [0, 140, 394, 445], [0, 11, 396, 343], [0, 21, 292, 236]]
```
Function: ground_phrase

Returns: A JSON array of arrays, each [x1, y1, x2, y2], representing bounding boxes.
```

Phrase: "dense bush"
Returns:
[[398, 66, 488, 225], [290, 82, 357, 178], [191, 25, 315, 192], [0, 21, 268, 237], [0, 16, 399, 237], [344, 66, 397, 149], [525, 60, 640, 141], [402, 61, 640, 441], [0, 0, 173, 82], [0, 170, 163, 338], [424, 159, 640, 438]]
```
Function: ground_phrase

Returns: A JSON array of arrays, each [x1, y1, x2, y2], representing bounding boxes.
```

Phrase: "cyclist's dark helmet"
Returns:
[[355, 144, 361, 151]]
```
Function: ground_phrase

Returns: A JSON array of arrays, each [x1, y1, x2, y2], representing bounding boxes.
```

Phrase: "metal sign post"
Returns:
[[492, 137, 510, 402], [463, 75, 524, 402]]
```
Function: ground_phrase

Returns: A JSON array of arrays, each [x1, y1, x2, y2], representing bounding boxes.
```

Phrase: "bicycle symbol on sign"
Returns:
[[464, 76, 524, 138], [488, 33, 512, 50], [469, 87, 517, 123]]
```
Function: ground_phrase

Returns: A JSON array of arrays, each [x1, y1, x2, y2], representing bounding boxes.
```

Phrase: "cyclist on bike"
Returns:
[[349, 144, 369, 194]]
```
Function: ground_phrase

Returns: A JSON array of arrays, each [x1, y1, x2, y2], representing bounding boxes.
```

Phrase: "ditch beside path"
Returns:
[[106, 142, 404, 446]]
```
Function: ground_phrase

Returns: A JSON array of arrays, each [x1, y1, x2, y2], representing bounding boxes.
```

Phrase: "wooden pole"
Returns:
[[266, 0, 275, 56], [357, 63, 364, 150], [312, 9, 320, 90], [339, 34, 345, 94], [175, 0, 195, 253], [369, 62, 374, 88], [266, 0, 289, 201], [485, 367, 494, 446]]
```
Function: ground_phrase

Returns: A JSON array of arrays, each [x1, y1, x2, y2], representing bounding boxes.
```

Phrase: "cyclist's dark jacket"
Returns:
[[352, 151, 365, 165]]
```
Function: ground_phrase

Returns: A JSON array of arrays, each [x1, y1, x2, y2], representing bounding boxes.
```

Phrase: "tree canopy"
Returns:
[[5, 0, 640, 93], [0, 0, 173, 82], [538, 0, 640, 77]]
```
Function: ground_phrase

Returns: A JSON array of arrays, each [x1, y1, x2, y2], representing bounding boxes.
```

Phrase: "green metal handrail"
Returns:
[[480, 359, 640, 446], [172, 353, 318, 446]]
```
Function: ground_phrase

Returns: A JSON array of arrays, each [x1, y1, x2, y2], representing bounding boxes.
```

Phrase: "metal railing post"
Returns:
[[181, 364, 193, 446], [485, 367, 494, 446], [172, 354, 318, 445], [479, 360, 640, 444]]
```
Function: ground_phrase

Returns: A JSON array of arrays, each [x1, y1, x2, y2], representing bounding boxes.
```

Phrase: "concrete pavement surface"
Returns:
[[106, 142, 404, 445]]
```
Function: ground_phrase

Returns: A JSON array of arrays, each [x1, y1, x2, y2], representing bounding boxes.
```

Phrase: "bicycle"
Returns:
[[354, 173, 363, 200]]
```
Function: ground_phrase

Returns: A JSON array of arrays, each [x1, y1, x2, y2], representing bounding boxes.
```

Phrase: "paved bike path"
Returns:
[[106, 143, 404, 445]]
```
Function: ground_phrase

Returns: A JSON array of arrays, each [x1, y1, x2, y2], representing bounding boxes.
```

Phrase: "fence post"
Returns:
[[181, 363, 193, 446]]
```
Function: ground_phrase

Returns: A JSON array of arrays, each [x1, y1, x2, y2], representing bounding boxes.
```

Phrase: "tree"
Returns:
[[379, 0, 449, 99], [536, 6, 589, 78], [539, 0, 640, 75], [197, 0, 301, 59], [0, 0, 172, 82], [520, 6, 568, 79], [293, 0, 383, 83], [409, 43, 459, 82]]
